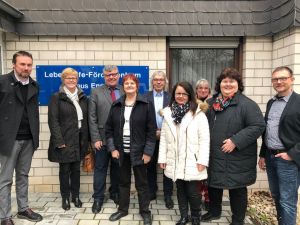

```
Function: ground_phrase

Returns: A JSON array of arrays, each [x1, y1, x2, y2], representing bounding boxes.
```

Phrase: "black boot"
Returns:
[[62, 197, 70, 210], [191, 217, 200, 225], [175, 216, 189, 225]]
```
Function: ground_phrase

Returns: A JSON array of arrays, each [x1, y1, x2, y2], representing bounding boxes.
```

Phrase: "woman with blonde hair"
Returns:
[[48, 68, 89, 210]]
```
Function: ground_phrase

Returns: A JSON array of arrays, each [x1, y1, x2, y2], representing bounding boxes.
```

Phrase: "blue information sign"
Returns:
[[36, 65, 149, 106]]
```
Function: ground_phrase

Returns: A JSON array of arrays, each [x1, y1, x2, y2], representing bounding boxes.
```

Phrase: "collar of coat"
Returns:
[[113, 94, 148, 106], [210, 91, 241, 106], [58, 85, 86, 101], [8, 71, 38, 87], [161, 103, 204, 139]]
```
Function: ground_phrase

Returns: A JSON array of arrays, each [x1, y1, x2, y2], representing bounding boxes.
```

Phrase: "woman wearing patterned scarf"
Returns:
[[158, 81, 210, 225], [48, 68, 89, 211], [202, 68, 265, 225]]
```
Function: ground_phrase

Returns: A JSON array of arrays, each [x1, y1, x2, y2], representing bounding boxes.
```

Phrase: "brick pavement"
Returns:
[[10, 192, 254, 225]]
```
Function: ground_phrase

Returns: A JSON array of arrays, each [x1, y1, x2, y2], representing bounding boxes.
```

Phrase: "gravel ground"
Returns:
[[248, 191, 300, 225]]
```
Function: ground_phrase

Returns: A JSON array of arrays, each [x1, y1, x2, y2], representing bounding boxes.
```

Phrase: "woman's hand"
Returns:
[[197, 164, 206, 172], [58, 144, 66, 148], [258, 157, 266, 171], [142, 154, 151, 164], [111, 150, 119, 159], [222, 138, 236, 153], [94, 141, 103, 150], [160, 163, 166, 169]]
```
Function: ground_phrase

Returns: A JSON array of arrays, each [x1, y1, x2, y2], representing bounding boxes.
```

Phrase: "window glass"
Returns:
[[171, 48, 234, 91]]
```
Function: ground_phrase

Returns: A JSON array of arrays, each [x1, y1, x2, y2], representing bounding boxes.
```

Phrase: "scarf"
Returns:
[[212, 93, 234, 112], [171, 102, 190, 124], [63, 86, 83, 128]]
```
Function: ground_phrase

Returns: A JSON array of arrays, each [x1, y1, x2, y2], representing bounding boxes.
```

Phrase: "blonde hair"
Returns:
[[61, 67, 79, 82]]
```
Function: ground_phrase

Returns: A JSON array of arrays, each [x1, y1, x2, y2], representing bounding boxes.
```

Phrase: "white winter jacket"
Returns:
[[158, 104, 210, 181]]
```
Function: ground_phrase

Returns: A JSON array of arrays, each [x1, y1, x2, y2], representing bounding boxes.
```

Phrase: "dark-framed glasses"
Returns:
[[271, 76, 291, 83], [175, 92, 189, 97], [105, 73, 119, 78]]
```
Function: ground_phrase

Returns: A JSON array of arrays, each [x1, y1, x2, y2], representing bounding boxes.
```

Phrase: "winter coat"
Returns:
[[48, 87, 89, 163], [105, 94, 156, 167], [158, 103, 210, 181], [206, 91, 265, 189], [0, 71, 39, 156]]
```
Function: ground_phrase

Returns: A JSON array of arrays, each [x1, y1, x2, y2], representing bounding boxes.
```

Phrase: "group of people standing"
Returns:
[[0, 50, 299, 225]]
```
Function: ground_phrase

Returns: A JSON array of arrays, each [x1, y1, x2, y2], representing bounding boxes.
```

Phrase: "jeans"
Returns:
[[265, 151, 300, 225], [208, 187, 247, 225], [92, 146, 119, 202], [147, 141, 173, 197], [0, 140, 34, 219], [59, 161, 80, 198]]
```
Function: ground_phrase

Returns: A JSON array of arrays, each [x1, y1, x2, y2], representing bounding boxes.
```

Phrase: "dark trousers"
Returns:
[[147, 141, 173, 197], [119, 154, 150, 216], [208, 187, 247, 225], [176, 179, 201, 218], [59, 161, 81, 198], [93, 146, 119, 202]]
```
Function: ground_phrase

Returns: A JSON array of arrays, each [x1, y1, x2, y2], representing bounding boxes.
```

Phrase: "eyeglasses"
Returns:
[[65, 77, 77, 81], [271, 76, 291, 83], [175, 93, 189, 97], [104, 73, 119, 78], [153, 78, 165, 82]]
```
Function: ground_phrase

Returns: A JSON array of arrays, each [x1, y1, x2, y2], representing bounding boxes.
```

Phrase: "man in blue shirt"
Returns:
[[259, 66, 300, 225], [145, 71, 174, 209]]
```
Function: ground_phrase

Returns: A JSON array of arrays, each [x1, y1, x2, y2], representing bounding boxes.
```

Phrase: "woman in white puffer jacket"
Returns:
[[158, 81, 210, 225]]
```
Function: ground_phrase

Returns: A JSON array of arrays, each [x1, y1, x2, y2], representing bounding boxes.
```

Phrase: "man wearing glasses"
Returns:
[[144, 71, 174, 209], [259, 66, 300, 225], [89, 65, 124, 213]]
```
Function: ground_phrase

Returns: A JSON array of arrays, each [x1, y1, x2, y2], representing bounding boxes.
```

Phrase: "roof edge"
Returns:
[[0, 0, 23, 19]]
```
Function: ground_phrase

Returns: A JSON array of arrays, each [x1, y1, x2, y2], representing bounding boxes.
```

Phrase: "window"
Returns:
[[168, 37, 241, 91]]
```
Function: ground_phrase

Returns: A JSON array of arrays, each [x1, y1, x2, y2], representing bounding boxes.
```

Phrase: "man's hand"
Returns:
[[142, 154, 151, 164], [156, 129, 161, 140], [58, 144, 66, 148], [258, 157, 266, 171], [94, 141, 103, 150], [111, 150, 119, 159], [222, 139, 236, 153], [275, 152, 292, 161]]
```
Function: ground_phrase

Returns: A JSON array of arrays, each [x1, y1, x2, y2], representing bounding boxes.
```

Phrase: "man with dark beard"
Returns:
[[0, 51, 42, 225]]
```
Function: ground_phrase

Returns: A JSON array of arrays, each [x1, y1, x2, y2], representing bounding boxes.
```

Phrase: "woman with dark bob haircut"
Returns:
[[202, 68, 265, 225], [105, 74, 156, 225], [158, 81, 210, 225]]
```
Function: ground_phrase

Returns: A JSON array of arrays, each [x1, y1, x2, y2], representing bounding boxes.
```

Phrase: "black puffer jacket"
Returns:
[[48, 87, 89, 163], [105, 94, 156, 167], [206, 91, 265, 189]]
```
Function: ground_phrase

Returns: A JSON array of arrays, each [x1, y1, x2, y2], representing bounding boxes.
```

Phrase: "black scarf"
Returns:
[[171, 102, 190, 124]]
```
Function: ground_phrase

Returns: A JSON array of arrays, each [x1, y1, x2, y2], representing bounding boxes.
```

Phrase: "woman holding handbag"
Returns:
[[48, 67, 89, 210]]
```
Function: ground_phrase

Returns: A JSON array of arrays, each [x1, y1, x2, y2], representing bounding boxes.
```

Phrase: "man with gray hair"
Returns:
[[89, 65, 124, 213], [144, 71, 174, 209]]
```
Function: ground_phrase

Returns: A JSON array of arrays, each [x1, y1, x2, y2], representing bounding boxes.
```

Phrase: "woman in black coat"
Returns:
[[48, 67, 89, 210], [202, 68, 265, 225], [105, 74, 156, 225]]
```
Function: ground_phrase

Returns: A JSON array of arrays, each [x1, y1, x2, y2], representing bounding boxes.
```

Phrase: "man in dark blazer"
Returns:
[[0, 51, 42, 225], [89, 65, 124, 213], [259, 66, 300, 225], [145, 71, 174, 209]]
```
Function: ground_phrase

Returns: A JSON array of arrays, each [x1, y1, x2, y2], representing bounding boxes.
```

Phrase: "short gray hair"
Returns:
[[151, 71, 169, 91], [103, 65, 119, 73]]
